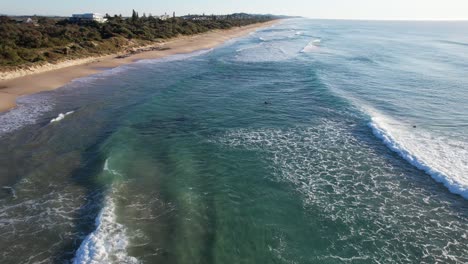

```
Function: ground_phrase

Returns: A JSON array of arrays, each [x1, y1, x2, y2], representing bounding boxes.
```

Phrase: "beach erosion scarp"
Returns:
[[0, 20, 279, 113]]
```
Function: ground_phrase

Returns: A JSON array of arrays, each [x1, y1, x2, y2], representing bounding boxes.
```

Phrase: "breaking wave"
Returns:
[[213, 120, 468, 262], [301, 39, 321, 53], [50, 111, 74, 123], [73, 159, 138, 264], [368, 110, 468, 199], [73, 190, 138, 264]]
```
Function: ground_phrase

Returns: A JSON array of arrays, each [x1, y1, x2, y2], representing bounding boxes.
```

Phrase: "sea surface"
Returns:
[[0, 19, 467, 263]]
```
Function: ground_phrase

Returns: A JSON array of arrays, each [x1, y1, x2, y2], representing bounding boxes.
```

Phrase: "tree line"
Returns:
[[0, 12, 276, 67]]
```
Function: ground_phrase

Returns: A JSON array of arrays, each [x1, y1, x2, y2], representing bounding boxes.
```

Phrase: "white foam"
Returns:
[[0, 180, 91, 263], [136, 48, 214, 64], [1, 186, 17, 199], [235, 42, 296, 62], [320, 82, 468, 200], [0, 94, 53, 136], [69, 65, 136, 86], [103, 159, 123, 177], [73, 160, 138, 264], [236, 43, 262, 53], [213, 121, 468, 262], [73, 191, 138, 264], [50, 111, 74, 123], [368, 109, 468, 199], [70, 48, 214, 86], [301, 39, 321, 53]]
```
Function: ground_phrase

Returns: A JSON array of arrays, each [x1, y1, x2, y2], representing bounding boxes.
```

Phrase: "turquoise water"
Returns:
[[0, 19, 467, 263]]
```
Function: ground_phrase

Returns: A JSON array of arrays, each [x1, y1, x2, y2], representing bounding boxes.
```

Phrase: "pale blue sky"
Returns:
[[1, 0, 467, 20]]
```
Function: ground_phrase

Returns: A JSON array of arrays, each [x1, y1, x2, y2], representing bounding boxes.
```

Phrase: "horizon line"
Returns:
[[303, 17, 468, 22], [1, 12, 467, 22]]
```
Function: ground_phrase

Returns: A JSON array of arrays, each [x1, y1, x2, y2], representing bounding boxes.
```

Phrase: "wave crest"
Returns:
[[301, 39, 321, 53], [73, 159, 138, 264], [369, 116, 468, 199], [50, 111, 74, 123]]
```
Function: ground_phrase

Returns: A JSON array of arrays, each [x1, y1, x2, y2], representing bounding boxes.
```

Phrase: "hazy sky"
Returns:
[[1, 0, 467, 20]]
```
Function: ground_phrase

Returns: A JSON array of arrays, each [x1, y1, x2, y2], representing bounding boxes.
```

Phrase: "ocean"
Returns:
[[0, 19, 467, 263]]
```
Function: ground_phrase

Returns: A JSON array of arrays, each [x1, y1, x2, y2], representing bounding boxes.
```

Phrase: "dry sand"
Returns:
[[0, 21, 278, 113]]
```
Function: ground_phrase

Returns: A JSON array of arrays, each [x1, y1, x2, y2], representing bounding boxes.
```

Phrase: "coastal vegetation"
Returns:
[[0, 12, 276, 68]]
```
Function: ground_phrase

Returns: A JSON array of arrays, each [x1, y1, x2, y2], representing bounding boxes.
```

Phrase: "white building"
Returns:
[[71, 13, 107, 23], [159, 13, 170, 20], [23, 18, 39, 26]]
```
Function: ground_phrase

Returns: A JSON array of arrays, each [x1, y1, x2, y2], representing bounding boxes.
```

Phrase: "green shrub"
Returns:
[[0, 13, 275, 66]]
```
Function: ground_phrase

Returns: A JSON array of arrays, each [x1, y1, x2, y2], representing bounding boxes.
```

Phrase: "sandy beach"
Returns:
[[0, 20, 278, 113]]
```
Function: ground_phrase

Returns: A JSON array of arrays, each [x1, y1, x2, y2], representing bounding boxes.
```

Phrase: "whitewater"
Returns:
[[0, 19, 467, 263], [369, 110, 468, 199], [73, 159, 137, 264]]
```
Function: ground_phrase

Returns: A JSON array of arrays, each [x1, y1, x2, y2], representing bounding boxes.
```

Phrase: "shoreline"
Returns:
[[0, 20, 279, 113]]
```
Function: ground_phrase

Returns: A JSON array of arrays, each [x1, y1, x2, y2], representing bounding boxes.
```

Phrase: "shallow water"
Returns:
[[0, 19, 467, 263]]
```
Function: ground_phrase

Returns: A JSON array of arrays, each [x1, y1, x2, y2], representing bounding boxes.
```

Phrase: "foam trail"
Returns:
[[73, 159, 138, 264], [50, 111, 74, 123], [103, 159, 123, 177], [368, 112, 468, 199]]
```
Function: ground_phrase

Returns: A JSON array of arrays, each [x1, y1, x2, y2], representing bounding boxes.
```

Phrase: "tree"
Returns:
[[0, 13, 275, 66], [131, 9, 139, 22]]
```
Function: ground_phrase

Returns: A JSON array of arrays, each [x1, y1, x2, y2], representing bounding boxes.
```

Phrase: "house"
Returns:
[[159, 13, 170, 20], [71, 13, 107, 23], [181, 15, 212, 21], [23, 17, 39, 26]]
